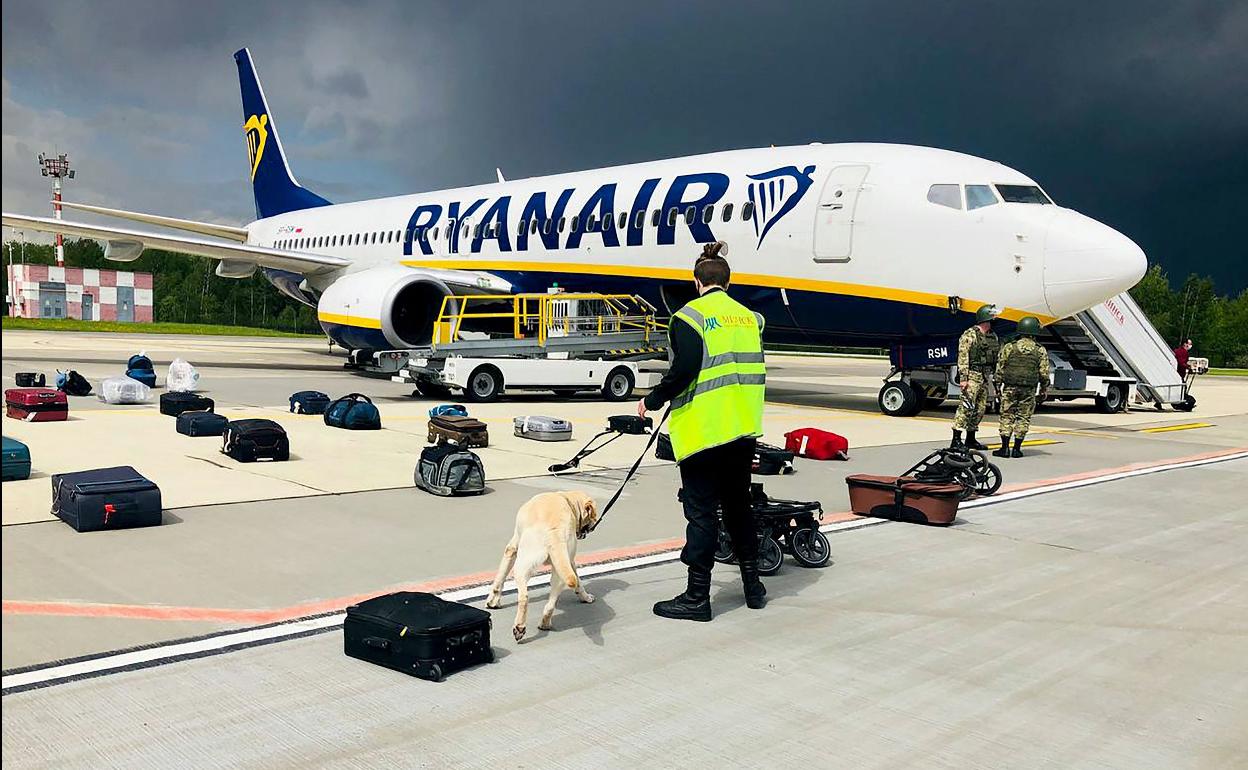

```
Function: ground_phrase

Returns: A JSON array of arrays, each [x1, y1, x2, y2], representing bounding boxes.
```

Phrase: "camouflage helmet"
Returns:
[[1017, 316, 1042, 336], [974, 304, 999, 324]]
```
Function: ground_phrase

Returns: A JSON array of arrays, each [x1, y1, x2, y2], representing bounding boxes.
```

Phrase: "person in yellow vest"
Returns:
[[638, 241, 767, 622]]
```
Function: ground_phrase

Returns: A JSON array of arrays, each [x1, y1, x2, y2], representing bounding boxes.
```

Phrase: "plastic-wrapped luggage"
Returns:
[[5, 388, 69, 421], [344, 592, 493, 681], [51, 466, 163, 532], [98, 376, 151, 405], [3, 436, 31, 481], [165, 358, 200, 393], [845, 474, 962, 525], [513, 415, 572, 442]]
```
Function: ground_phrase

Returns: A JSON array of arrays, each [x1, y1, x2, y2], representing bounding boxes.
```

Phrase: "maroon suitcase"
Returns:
[[5, 388, 69, 422], [845, 473, 962, 526]]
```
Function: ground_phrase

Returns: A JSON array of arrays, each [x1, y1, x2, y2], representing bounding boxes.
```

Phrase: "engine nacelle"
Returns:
[[104, 239, 144, 262], [215, 259, 257, 279], [316, 266, 456, 351]]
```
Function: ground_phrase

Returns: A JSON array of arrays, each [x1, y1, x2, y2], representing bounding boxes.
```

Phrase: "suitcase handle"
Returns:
[[363, 636, 391, 651]]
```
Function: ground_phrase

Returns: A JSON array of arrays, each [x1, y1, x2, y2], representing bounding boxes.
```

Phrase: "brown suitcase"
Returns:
[[845, 473, 961, 526], [428, 415, 489, 448]]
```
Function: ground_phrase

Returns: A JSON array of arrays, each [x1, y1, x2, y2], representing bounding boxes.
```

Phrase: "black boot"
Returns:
[[653, 568, 712, 622], [993, 435, 1011, 458], [965, 430, 989, 451], [951, 430, 964, 448], [1011, 436, 1025, 458], [739, 560, 767, 609]]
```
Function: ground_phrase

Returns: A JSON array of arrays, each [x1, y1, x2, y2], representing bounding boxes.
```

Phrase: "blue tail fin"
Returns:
[[234, 48, 331, 220]]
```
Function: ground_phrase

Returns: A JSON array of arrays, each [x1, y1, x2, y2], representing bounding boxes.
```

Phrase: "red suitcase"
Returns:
[[784, 428, 849, 460], [5, 388, 69, 422], [845, 473, 962, 526]]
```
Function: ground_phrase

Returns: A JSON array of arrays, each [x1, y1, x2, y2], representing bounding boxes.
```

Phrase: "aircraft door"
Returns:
[[813, 164, 869, 262]]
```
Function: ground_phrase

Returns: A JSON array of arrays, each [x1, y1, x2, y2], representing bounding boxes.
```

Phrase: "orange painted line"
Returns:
[[4, 449, 1241, 624]]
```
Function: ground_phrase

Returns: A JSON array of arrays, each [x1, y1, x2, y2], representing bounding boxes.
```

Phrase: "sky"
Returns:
[[3, 0, 1245, 292]]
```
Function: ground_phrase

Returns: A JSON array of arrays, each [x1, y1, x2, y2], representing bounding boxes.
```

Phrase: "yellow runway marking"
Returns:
[[985, 439, 1062, 450], [1048, 429, 1121, 439], [1138, 422, 1214, 434]]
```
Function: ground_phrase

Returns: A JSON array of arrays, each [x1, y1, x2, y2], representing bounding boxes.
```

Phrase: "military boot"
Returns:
[[1011, 436, 1025, 458], [739, 560, 767, 609], [993, 435, 1011, 458], [965, 430, 989, 451], [950, 430, 964, 449], [653, 568, 712, 622]]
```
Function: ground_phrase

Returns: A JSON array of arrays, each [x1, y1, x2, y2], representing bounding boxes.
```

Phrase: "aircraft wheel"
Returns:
[[878, 381, 918, 417]]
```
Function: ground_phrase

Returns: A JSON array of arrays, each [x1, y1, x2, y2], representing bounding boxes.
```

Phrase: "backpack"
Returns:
[[127, 353, 154, 371], [414, 444, 486, 496], [126, 368, 157, 388], [289, 390, 331, 415], [783, 428, 849, 460], [324, 393, 382, 430], [428, 404, 468, 418], [56, 370, 93, 397], [166, 358, 200, 393]]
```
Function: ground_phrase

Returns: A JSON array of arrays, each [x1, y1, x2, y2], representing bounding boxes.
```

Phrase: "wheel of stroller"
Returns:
[[790, 528, 831, 568], [757, 537, 783, 575], [714, 529, 736, 563], [975, 462, 1003, 496], [942, 450, 975, 469], [954, 468, 979, 500]]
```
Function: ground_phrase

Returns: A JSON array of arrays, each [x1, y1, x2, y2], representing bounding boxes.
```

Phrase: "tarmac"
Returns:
[[3, 329, 1247, 769]]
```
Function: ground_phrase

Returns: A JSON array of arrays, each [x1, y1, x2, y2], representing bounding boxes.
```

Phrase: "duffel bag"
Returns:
[[98, 376, 151, 405], [428, 403, 468, 418], [289, 390, 331, 415], [3, 436, 32, 481], [160, 391, 215, 417], [222, 418, 289, 462], [5, 388, 69, 422], [754, 442, 796, 475], [428, 415, 489, 448], [324, 393, 382, 430], [51, 465, 163, 532], [176, 410, 229, 437], [344, 591, 493, 681], [56, 369, 93, 396], [784, 428, 849, 460], [16, 372, 46, 388], [513, 415, 572, 442], [414, 443, 486, 496], [608, 414, 652, 435]]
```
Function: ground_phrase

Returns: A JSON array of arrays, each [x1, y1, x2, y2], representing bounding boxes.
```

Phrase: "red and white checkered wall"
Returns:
[[6, 264, 154, 322]]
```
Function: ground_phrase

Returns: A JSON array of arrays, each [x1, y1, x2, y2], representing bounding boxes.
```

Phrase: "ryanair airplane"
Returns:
[[4, 48, 1146, 354]]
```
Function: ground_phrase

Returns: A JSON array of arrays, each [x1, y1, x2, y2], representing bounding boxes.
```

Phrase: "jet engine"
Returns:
[[315, 265, 460, 351]]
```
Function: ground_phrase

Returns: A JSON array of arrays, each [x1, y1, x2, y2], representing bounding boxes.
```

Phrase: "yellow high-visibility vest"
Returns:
[[668, 290, 766, 461]]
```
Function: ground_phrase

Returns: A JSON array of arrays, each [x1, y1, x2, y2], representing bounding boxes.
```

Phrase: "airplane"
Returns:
[[4, 47, 1146, 380]]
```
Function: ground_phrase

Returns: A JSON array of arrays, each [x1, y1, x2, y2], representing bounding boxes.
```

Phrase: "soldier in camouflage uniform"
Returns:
[[952, 305, 1000, 450], [994, 316, 1050, 458]]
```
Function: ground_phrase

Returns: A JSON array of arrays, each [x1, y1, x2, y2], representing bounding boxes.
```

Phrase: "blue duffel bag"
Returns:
[[290, 390, 331, 415], [428, 403, 468, 418], [324, 393, 382, 430]]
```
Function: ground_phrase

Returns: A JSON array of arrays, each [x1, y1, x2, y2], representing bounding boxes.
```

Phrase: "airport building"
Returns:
[[5, 264, 153, 322]]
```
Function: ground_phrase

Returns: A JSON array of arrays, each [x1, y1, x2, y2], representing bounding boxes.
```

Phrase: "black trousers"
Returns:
[[679, 437, 759, 573]]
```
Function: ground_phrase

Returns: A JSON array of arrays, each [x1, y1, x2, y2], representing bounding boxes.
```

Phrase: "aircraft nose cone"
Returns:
[[1043, 210, 1147, 318]]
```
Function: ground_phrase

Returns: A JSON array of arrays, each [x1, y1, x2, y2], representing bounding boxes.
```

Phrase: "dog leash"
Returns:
[[579, 406, 671, 538]]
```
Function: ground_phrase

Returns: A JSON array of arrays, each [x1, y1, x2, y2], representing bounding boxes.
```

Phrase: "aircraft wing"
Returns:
[[56, 201, 251, 242], [1, 213, 349, 276]]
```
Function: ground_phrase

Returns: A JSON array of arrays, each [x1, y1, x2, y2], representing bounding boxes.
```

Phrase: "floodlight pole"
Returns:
[[38, 153, 75, 266]]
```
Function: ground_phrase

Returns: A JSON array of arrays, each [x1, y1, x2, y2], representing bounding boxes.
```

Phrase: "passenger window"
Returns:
[[543, 219, 552, 235], [473, 224, 482, 238], [586, 214, 597, 231], [742, 201, 754, 220], [722, 203, 734, 222], [965, 185, 998, 210], [517, 220, 526, 236], [633, 210, 645, 228], [570, 216, 580, 233], [702, 205, 714, 224], [651, 209, 661, 226], [432, 227, 439, 240], [927, 184, 962, 210], [618, 212, 627, 230], [461, 224, 469, 239], [531, 220, 539, 235], [667, 208, 679, 226], [684, 206, 697, 225], [602, 212, 613, 230], [558, 216, 566, 232]]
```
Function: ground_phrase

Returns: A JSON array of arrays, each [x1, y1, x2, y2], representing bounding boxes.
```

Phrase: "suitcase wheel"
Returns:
[[426, 663, 443, 682]]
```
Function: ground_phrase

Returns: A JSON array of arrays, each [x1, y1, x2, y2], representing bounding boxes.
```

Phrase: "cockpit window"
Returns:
[[965, 184, 998, 210], [927, 184, 962, 210], [995, 184, 1052, 204]]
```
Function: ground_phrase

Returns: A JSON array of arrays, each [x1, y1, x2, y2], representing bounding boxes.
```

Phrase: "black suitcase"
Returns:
[[222, 418, 289, 462], [16, 372, 46, 387], [344, 592, 493, 681], [51, 466, 163, 532], [160, 391, 215, 417], [176, 410, 229, 437]]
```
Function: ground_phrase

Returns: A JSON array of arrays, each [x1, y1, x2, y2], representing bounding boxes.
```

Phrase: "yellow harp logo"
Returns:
[[244, 113, 269, 181]]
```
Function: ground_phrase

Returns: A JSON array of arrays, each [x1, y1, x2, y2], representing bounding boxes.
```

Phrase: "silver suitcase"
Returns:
[[513, 415, 573, 442]]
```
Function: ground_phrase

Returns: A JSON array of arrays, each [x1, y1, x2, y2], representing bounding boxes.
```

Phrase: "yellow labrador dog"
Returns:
[[486, 491, 599, 641]]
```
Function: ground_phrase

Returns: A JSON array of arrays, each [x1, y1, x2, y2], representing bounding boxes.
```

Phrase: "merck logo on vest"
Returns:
[[402, 166, 816, 257]]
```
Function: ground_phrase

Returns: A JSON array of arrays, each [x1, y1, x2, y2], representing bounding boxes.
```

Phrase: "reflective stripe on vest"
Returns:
[[668, 291, 766, 461]]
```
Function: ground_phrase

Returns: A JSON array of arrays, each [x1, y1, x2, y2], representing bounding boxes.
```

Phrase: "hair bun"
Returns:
[[700, 240, 729, 260]]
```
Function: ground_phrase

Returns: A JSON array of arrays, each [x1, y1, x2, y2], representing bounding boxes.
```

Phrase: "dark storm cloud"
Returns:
[[3, 0, 1245, 290]]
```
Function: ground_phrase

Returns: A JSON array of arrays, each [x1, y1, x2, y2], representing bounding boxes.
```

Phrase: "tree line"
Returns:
[[1129, 266, 1247, 368]]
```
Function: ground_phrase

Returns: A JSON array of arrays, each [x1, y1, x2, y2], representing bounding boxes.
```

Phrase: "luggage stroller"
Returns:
[[903, 446, 1002, 500], [707, 483, 830, 575]]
